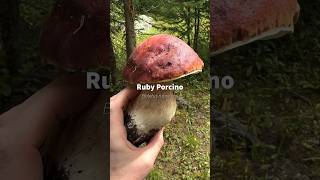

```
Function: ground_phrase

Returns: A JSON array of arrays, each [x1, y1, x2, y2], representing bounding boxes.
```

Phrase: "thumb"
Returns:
[[141, 128, 165, 162]]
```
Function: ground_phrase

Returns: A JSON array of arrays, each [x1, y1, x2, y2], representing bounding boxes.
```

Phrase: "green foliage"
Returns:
[[148, 169, 164, 180], [135, 0, 209, 60], [212, 1, 320, 179], [111, 0, 210, 80], [0, 0, 55, 112]]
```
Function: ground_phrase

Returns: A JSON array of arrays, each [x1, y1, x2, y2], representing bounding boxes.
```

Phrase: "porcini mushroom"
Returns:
[[40, 0, 113, 179], [40, 0, 115, 69], [211, 0, 300, 55], [123, 34, 204, 146]]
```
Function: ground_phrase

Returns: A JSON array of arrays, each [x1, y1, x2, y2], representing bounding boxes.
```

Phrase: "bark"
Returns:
[[123, 0, 136, 60], [193, 8, 200, 52], [106, 0, 117, 83], [185, 7, 191, 46]]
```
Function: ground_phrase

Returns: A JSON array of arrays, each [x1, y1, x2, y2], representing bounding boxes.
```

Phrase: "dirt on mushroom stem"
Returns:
[[125, 83, 178, 146]]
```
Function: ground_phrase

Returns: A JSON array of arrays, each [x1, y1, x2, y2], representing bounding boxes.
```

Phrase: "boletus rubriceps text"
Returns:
[[122, 34, 204, 146], [210, 0, 300, 56]]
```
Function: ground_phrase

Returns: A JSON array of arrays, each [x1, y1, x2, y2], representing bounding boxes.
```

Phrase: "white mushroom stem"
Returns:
[[126, 85, 177, 145], [45, 91, 109, 180]]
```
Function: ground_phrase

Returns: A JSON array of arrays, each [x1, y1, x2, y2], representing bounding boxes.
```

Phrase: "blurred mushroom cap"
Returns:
[[123, 34, 204, 83], [40, 0, 114, 69], [210, 0, 300, 56]]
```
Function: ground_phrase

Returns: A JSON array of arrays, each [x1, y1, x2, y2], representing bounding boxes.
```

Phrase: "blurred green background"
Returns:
[[0, 0, 56, 112], [212, 1, 320, 179]]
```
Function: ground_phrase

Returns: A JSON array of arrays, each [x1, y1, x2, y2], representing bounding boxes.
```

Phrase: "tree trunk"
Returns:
[[185, 7, 191, 46], [123, 0, 136, 60], [106, 0, 117, 83], [0, 0, 21, 74], [193, 8, 200, 52]]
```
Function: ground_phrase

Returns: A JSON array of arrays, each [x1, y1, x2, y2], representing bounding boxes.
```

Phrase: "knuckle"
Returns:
[[110, 97, 116, 106], [159, 138, 164, 146], [109, 99, 117, 111], [110, 96, 122, 112], [110, 95, 117, 102], [142, 158, 155, 170]]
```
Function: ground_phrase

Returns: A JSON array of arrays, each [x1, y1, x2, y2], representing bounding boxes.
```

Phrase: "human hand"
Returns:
[[0, 75, 99, 180], [110, 87, 164, 180]]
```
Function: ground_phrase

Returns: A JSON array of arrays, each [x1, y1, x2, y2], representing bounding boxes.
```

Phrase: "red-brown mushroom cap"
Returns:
[[123, 34, 204, 83], [210, 0, 300, 56], [40, 0, 114, 69]]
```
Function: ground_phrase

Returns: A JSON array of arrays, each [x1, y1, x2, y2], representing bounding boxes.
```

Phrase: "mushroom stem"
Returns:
[[125, 87, 177, 146]]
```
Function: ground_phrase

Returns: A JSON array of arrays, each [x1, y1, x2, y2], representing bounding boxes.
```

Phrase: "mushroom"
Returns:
[[39, 0, 113, 179], [122, 34, 204, 146], [40, 0, 115, 69], [211, 0, 300, 55]]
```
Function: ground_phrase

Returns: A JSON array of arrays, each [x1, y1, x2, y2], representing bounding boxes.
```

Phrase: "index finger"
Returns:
[[109, 87, 139, 147], [110, 87, 139, 110]]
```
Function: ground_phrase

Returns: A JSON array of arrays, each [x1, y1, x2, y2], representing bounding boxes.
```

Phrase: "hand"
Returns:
[[110, 87, 164, 180], [0, 75, 98, 180]]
